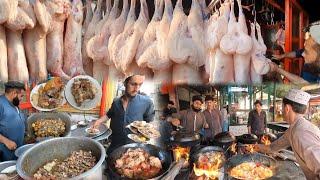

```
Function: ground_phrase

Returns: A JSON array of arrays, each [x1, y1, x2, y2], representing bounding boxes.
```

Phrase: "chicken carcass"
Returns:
[[82, 0, 93, 39], [111, 0, 137, 70], [63, 0, 85, 77], [7, 29, 29, 82], [136, 0, 164, 67], [86, 0, 119, 64], [212, 1, 235, 83], [167, 0, 196, 66], [23, 25, 47, 83], [46, 0, 71, 80], [34, 0, 52, 33], [23, 0, 52, 83], [108, 0, 129, 65], [250, 22, 262, 84], [0, 0, 11, 24], [172, 63, 202, 85], [233, 0, 252, 84], [188, 0, 206, 67], [6, 0, 36, 31], [219, 0, 237, 55], [113, 0, 150, 73], [0, 25, 8, 82], [82, 0, 103, 76], [154, 0, 173, 70], [95, 0, 112, 35], [250, 22, 270, 84]]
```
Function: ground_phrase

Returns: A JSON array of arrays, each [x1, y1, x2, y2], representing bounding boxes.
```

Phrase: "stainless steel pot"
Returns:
[[0, 160, 16, 171], [16, 137, 106, 180], [14, 144, 35, 158], [26, 112, 72, 140]]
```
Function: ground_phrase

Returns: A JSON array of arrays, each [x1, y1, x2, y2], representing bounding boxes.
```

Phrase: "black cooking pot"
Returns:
[[236, 133, 259, 144], [107, 143, 172, 180], [169, 131, 201, 147], [225, 153, 278, 179], [189, 146, 226, 179], [211, 132, 236, 149]]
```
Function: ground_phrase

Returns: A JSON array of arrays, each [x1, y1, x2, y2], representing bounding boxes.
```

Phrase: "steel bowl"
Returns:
[[16, 137, 106, 180], [26, 112, 71, 141], [14, 144, 35, 158], [0, 161, 19, 180]]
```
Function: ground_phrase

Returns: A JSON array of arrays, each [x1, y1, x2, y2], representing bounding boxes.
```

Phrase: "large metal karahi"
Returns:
[[16, 137, 106, 180], [107, 143, 172, 180]]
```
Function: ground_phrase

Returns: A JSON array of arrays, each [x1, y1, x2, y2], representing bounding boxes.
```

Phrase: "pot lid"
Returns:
[[213, 132, 236, 143]]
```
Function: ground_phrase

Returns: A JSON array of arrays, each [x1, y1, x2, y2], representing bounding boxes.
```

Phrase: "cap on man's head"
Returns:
[[285, 89, 311, 106], [192, 95, 203, 103], [5, 81, 25, 91], [304, 20, 320, 44], [254, 100, 262, 106], [205, 95, 214, 101]]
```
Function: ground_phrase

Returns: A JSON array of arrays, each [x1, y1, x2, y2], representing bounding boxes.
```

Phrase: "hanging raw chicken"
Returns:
[[212, 0, 235, 84], [45, 0, 71, 80], [136, 0, 164, 68], [233, 0, 252, 84], [113, 0, 150, 74]]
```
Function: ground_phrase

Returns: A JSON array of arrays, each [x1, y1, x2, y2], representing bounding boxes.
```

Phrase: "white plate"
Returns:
[[127, 134, 149, 143], [30, 83, 66, 111], [85, 127, 100, 135], [65, 75, 102, 111], [1, 165, 16, 174]]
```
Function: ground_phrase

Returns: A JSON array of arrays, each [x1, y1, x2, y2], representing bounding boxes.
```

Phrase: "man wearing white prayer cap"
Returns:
[[272, 20, 320, 83], [256, 89, 320, 179]]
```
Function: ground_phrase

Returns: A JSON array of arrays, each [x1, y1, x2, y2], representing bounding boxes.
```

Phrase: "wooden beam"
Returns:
[[266, 0, 285, 13]]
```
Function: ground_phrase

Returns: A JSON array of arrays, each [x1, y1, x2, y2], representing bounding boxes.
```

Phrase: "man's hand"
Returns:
[[4, 139, 17, 150], [272, 54, 285, 60], [268, 62, 278, 72], [92, 118, 104, 129], [255, 144, 272, 154], [170, 118, 181, 127]]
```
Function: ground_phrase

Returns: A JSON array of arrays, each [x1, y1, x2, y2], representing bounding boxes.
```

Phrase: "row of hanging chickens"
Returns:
[[0, 0, 272, 85]]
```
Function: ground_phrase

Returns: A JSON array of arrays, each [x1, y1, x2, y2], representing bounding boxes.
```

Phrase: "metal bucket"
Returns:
[[16, 137, 106, 180], [14, 144, 35, 158], [26, 112, 71, 141]]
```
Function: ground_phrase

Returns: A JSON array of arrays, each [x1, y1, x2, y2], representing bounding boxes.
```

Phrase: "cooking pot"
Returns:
[[16, 137, 106, 180], [212, 132, 236, 149], [225, 153, 278, 179], [26, 112, 71, 141], [236, 133, 259, 144], [189, 146, 225, 180], [14, 144, 35, 158], [107, 143, 172, 180]]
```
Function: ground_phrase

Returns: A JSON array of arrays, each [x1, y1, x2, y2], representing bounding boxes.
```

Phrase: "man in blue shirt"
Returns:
[[94, 75, 155, 154], [272, 20, 320, 83], [0, 81, 26, 161]]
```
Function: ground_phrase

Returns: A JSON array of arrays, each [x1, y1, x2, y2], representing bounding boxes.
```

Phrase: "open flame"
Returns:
[[172, 146, 190, 168], [230, 143, 237, 155], [245, 144, 256, 153], [193, 153, 224, 179], [261, 135, 271, 145]]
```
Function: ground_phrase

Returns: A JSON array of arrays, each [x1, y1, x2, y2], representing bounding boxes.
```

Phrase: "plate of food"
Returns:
[[30, 77, 66, 111], [127, 134, 149, 143], [85, 127, 101, 136], [126, 124, 139, 134], [65, 75, 102, 111], [138, 127, 161, 139]]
